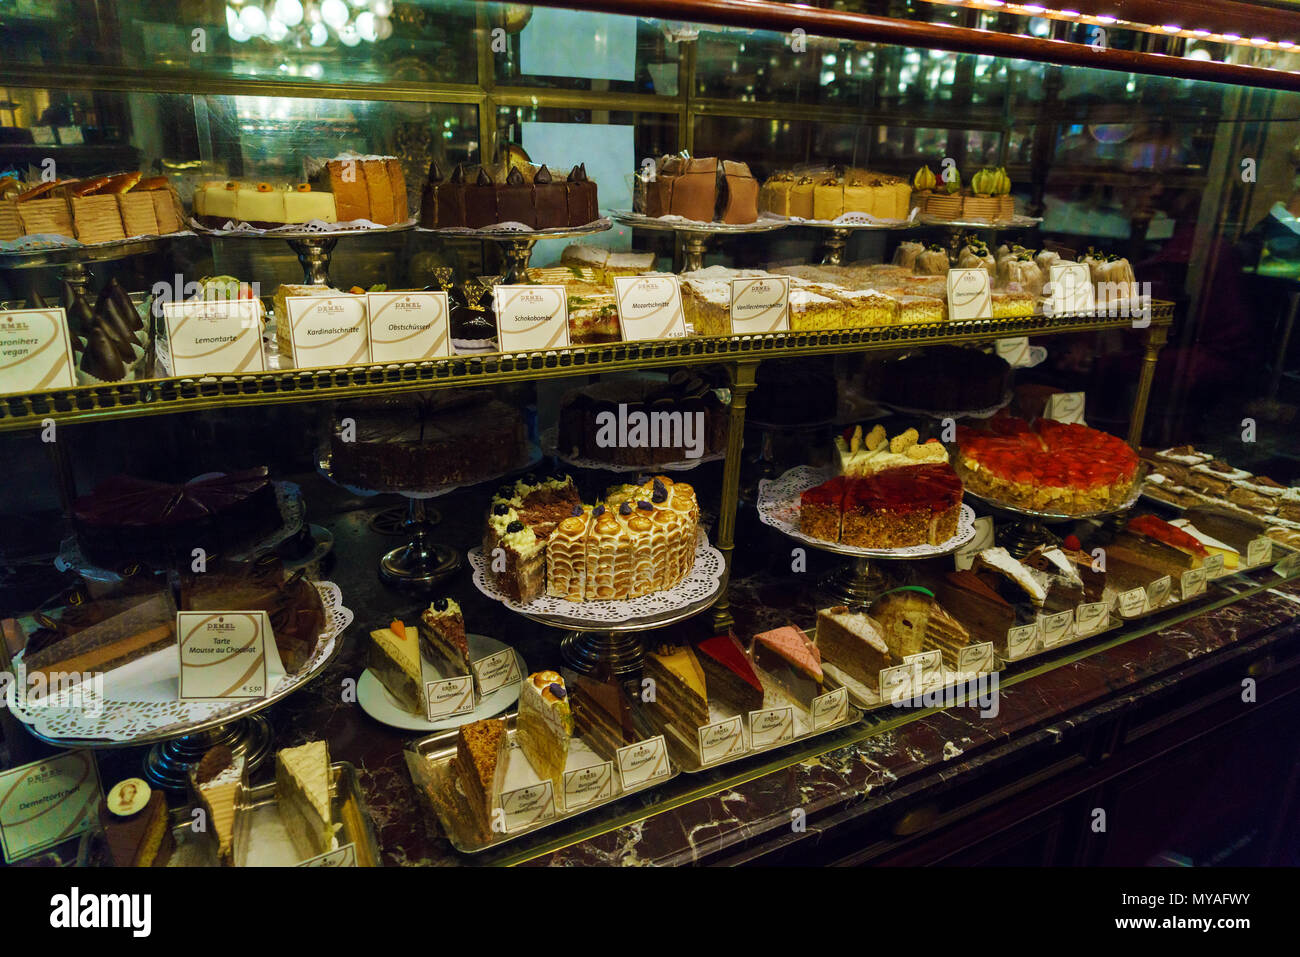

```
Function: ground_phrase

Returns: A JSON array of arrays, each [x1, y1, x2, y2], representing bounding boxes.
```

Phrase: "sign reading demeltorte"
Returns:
[[177, 611, 270, 700], [0, 750, 102, 862], [729, 276, 789, 334], [366, 290, 450, 363], [613, 275, 687, 341], [284, 294, 369, 369], [0, 307, 77, 395], [161, 299, 265, 377], [493, 284, 569, 352]]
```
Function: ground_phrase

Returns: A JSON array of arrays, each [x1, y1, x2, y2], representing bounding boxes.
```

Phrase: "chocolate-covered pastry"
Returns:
[[106, 277, 142, 332], [96, 286, 138, 351], [80, 323, 127, 380], [719, 160, 759, 224], [465, 166, 498, 228], [435, 163, 467, 228], [533, 165, 567, 229], [565, 163, 599, 226], [497, 166, 534, 225]]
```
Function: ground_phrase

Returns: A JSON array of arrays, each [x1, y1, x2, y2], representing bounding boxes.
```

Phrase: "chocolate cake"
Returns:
[[877, 345, 1010, 412], [99, 778, 174, 867], [73, 468, 280, 566], [419, 162, 599, 230], [696, 634, 763, 713]]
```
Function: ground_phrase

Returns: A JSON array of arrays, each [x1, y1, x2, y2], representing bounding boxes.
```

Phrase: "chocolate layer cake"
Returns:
[[99, 779, 174, 867], [330, 391, 525, 491], [569, 672, 639, 760], [931, 570, 1019, 651], [877, 345, 1009, 412], [73, 468, 280, 565], [420, 162, 599, 229], [696, 634, 763, 713]]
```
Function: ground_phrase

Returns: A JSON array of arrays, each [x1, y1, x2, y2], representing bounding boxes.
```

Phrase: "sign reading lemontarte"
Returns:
[[283, 294, 369, 369], [613, 275, 687, 341], [177, 611, 270, 700], [0, 751, 102, 862], [946, 267, 992, 320], [161, 299, 265, 377], [493, 284, 569, 352], [0, 308, 77, 395], [365, 290, 450, 363], [729, 276, 789, 334]]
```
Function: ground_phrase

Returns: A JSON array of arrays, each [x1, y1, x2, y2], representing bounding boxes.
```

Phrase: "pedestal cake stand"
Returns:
[[795, 216, 919, 265], [961, 477, 1144, 558], [467, 531, 725, 676], [191, 220, 414, 285], [415, 220, 612, 283], [0, 235, 167, 302], [608, 211, 789, 272], [756, 464, 978, 604]]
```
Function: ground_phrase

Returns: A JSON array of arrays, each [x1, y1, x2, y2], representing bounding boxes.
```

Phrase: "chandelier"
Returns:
[[225, 0, 395, 47]]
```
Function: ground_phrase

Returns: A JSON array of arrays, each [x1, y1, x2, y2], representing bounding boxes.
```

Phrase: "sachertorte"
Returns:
[[369, 619, 424, 715], [418, 598, 469, 674], [275, 740, 336, 861], [815, 606, 894, 690], [515, 670, 574, 788], [99, 778, 174, 867], [931, 570, 1019, 650], [570, 673, 639, 759], [696, 634, 764, 713]]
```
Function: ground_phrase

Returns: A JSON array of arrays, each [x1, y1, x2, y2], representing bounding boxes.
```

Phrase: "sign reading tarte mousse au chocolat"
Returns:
[[0, 308, 77, 395], [283, 294, 369, 369], [946, 267, 992, 321], [161, 299, 265, 377], [729, 276, 789, 334], [177, 611, 271, 700], [366, 290, 450, 363], [0, 750, 102, 862], [613, 274, 687, 341], [493, 284, 569, 352]]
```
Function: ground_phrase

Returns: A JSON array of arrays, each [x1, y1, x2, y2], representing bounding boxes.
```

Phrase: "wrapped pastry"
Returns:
[[958, 241, 995, 278], [893, 240, 924, 270], [915, 244, 950, 276], [1034, 249, 1060, 282], [998, 253, 1044, 298]]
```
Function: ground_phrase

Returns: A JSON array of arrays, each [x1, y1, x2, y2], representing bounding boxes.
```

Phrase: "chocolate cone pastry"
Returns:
[[96, 285, 139, 350], [66, 286, 96, 339], [80, 323, 127, 381], [92, 299, 136, 362], [106, 277, 143, 331]]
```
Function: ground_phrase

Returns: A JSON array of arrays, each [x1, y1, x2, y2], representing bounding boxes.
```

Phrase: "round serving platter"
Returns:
[[0, 235, 172, 269], [609, 210, 791, 235], [189, 218, 415, 240], [540, 426, 722, 473], [412, 218, 611, 240]]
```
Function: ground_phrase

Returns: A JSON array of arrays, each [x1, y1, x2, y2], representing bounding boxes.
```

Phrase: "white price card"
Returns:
[[424, 675, 474, 721], [161, 299, 265, 376], [879, 662, 918, 704], [1247, 537, 1274, 568], [498, 780, 556, 833], [811, 687, 848, 730], [957, 642, 996, 676], [283, 294, 369, 368], [562, 760, 615, 811], [298, 843, 357, 867], [616, 736, 670, 789], [954, 516, 996, 571], [1043, 391, 1086, 424], [1041, 609, 1076, 647], [1180, 566, 1207, 600], [1276, 550, 1300, 578], [613, 275, 687, 341], [947, 267, 992, 320], [905, 650, 944, 691], [471, 649, 521, 697], [994, 337, 1030, 366], [697, 715, 746, 764], [1005, 622, 1041, 658], [1047, 261, 1096, 315], [729, 276, 789, 334], [1146, 575, 1173, 609], [177, 611, 270, 700], [0, 308, 77, 394], [366, 290, 450, 362], [1074, 601, 1109, 637], [1204, 553, 1226, 579], [748, 705, 796, 748], [0, 750, 101, 862], [1117, 586, 1150, 617], [493, 284, 570, 352]]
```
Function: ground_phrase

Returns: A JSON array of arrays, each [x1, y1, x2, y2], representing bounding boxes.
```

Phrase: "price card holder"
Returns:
[[1005, 622, 1041, 659], [471, 649, 520, 697], [1047, 261, 1096, 315], [1043, 391, 1086, 425], [946, 267, 992, 320], [283, 294, 369, 369], [0, 750, 102, 862], [994, 337, 1030, 367], [177, 611, 272, 700], [613, 275, 687, 341], [616, 735, 670, 789], [0, 307, 77, 395], [1074, 601, 1109, 638], [1203, 553, 1226, 579], [161, 299, 265, 376], [879, 662, 918, 704], [1246, 537, 1274, 568], [1275, 550, 1300, 578], [1040, 609, 1076, 648], [697, 716, 747, 764], [366, 290, 450, 362], [1180, 567, 1208, 599], [298, 843, 357, 867], [811, 687, 848, 730], [953, 516, 996, 571], [748, 705, 795, 748], [904, 650, 944, 692], [493, 284, 570, 352], [498, 780, 556, 833], [1146, 575, 1173, 609], [729, 276, 789, 334], [424, 675, 474, 721], [562, 761, 615, 812], [1117, 586, 1150, 617], [957, 642, 996, 676]]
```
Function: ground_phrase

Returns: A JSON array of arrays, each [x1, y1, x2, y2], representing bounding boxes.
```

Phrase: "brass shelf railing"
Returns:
[[0, 305, 1173, 433]]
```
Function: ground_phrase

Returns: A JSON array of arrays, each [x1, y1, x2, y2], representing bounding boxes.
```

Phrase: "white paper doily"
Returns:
[[189, 217, 415, 237], [4, 581, 350, 743], [541, 427, 722, 473], [757, 465, 977, 558], [468, 530, 724, 623]]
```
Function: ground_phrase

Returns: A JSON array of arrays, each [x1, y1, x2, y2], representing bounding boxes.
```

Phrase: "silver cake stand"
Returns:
[[793, 217, 920, 265], [962, 478, 1144, 558], [914, 214, 1042, 265], [0, 235, 167, 302], [191, 220, 415, 285], [415, 220, 612, 283], [609, 211, 789, 272]]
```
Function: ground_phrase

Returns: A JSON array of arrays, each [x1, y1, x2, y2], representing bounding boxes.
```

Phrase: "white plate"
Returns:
[[357, 632, 525, 732]]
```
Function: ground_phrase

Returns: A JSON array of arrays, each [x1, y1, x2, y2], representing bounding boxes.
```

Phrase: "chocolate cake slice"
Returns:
[[696, 634, 763, 713]]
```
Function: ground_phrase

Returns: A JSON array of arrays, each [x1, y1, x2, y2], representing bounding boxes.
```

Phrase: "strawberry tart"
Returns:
[[955, 415, 1138, 515]]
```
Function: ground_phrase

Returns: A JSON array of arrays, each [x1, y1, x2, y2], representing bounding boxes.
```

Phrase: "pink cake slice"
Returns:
[[752, 625, 823, 683]]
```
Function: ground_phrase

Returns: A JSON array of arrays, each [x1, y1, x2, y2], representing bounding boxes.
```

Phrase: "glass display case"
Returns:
[[1, 0, 1298, 870]]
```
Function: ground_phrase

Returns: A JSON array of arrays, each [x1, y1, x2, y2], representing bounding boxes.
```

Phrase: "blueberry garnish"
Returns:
[[593, 503, 606, 517], [492, 503, 510, 516], [506, 520, 524, 534], [548, 683, 566, 699], [652, 478, 667, 503], [570, 505, 583, 516], [433, 597, 449, 611], [522, 473, 538, 486], [638, 500, 653, 511], [619, 502, 632, 516]]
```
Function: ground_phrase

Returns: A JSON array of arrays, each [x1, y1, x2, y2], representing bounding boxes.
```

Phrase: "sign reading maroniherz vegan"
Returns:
[[593, 402, 709, 459]]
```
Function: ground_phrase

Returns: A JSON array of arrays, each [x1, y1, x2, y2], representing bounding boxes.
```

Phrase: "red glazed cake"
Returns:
[[799, 465, 962, 548], [955, 415, 1138, 515], [799, 475, 847, 542]]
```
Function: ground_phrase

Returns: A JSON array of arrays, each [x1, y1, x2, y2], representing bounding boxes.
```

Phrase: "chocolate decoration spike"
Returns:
[[106, 277, 142, 331], [534, 165, 552, 184], [568, 163, 588, 182], [29, 288, 48, 308], [427, 159, 444, 182], [505, 167, 525, 186], [449, 164, 466, 184], [475, 167, 493, 186]]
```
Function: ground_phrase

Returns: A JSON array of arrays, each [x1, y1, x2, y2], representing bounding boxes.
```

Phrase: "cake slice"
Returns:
[[368, 619, 424, 715], [1169, 519, 1240, 570], [515, 670, 574, 789], [815, 605, 895, 691], [1125, 514, 1209, 566], [99, 778, 174, 867], [456, 717, 507, 841], [570, 673, 639, 759], [643, 643, 709, 730], [870, 589, 971, 663], [752, 624, 823, 705], [973, 547, 1048, 608], [932, 570, 1020, 651], [696, 634, 764, 713], [190, 745, 245, 866], [482, 505, 545, 603], [418, 598, 470, 674], [275, 740, 336, 861]]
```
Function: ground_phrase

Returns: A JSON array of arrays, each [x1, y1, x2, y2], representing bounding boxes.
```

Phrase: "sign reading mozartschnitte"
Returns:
[[613, 275, 687, 341]]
